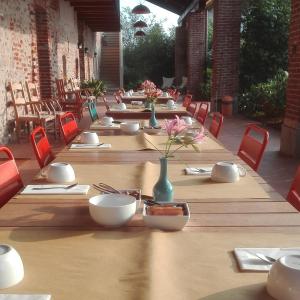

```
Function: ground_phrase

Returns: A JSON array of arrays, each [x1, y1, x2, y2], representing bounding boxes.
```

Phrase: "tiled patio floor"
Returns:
[[6, 96, 300, 199]]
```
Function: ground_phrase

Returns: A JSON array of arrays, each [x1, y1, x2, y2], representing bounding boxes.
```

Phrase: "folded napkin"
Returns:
[[0, 295, 51, 300], [70, 143, 111, 149], [184, 167, 212, 175], [21, 185, 90, 195], [234, 247, 300, 272], [91, 123, 121, 129]]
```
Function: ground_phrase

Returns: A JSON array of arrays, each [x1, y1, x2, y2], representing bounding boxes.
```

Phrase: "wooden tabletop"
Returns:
[[121, 95, 173, 104], [1, 118, 300, 299]]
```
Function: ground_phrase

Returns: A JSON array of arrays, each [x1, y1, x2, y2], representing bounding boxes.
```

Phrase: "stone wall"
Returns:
[[0, 0, 100, 143]]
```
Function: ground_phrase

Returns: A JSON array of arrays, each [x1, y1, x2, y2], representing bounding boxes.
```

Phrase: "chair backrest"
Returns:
[[88, 102, 99, 122], [30, 126, 55, 168], [182, 94, 192, 107], [69, 78, 81, 91], [114, 93, 121, 104], [102, 96, 110, 111], [56, 79, 66, 99], [209, 112, 224, 138], [186, 102, 198, 117], [173, 91, 181, 102], [0, 146, 23, 207], [25, 81, 40, 102], [196, 102, 209, 125], [287, 166, 300, 211], [59, 112, 79, 144], [237, 124, 269, 171]]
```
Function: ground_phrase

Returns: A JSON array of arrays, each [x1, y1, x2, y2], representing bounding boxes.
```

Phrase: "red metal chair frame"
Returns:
[[209, 112, 224, 138], [196, 102, 209, 125], [30, 126, 55, 168], [59, 112, 79, 144], [237, 124, 269, 171], [0, 146, 23, 207], [182, 94, 192, 107], [287, 166, 300, 212], [173, 91, 181, 102]]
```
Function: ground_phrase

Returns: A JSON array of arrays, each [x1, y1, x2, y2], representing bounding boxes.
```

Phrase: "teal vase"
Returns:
[[149, 103, 158, 127], [144, 100, 151, 109], [153, 157, 173, 202]]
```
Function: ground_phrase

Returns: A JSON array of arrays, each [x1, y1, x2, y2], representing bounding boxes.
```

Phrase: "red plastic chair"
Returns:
[[287, 166, 300, 212], [30, 126, 55, 168], [196, 102, 209, 125], [237, 124, 269, 171], [0, 146, 23, 207], [59, 112, 79, 144], [186, 102, 198, 117], [209, 112, 224, 138], [173, 91, 181, 102], [182, 94, 192, 107]]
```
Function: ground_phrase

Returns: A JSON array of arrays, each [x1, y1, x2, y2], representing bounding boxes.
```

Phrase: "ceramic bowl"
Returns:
[[267, 255, 300, 300], [81, 132, 100, 144], [102, 116, 114, 126], [181, 116, 193, 125], [46, 162, 75, 183], [143, 126, 161, 135], [143, 202, 190, 231], [120, 122, 140, 134], [89, 194, 137, 227], [0, 245, 24, 289], [211, 161, 245, 183]]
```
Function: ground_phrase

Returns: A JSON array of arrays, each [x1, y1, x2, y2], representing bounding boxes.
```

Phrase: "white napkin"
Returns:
[[0, 295, 51, 300], [234, 247, 300, 272], [184, 167, 212, 175], [21, 185, 90, 195], [91, 123, 121, 129], [70, 143, 111, 149]]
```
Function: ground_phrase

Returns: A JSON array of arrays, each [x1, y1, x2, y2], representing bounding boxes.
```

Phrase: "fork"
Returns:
[[32, 183, 78, 190], [92, 183, 121, 194]]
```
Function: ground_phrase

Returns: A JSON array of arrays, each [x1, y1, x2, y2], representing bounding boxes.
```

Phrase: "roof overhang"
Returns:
[[68, 0, 120, 32]]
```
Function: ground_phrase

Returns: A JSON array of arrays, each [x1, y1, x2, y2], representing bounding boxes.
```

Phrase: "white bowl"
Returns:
[[102, 116, 114, 126], [120, 122, 140, 134], [0, 245, 24, 289], [143, 203, 190, 231], [81, 132, 100, 144], [181, 116, 193, 125], [143, 126, 161, 135], [89, 194, 137, 227], [267, 255, 300, 300], [46, 162, 75, 183]]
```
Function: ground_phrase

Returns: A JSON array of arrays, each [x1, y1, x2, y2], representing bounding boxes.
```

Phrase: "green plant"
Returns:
[[199, 68, 212, 100], [81, 79, 106, 97]]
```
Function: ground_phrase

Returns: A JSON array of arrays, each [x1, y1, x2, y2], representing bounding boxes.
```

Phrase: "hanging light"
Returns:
[[132, 4, 150, 14], [135, 30, 146, 37], [133, 20, 148, 28]]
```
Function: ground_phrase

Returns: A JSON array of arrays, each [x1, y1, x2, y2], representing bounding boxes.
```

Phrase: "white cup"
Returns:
[[119, 103, 127, 110], [44, 162, 76, 183], [211, 161, 246, 183], [181, 116, 192, 125], [163, 92, 168, 97], [103, 116, 113, 126], [81, 132, 100, 144], [267, 255, 300, 300], [167, 99, 175, 109], [0, 245, 24, 289]]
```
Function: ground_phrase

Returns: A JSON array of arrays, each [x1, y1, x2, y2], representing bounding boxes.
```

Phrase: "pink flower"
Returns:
[[162, 115, 188, 137], [192, 127, 205, 143]]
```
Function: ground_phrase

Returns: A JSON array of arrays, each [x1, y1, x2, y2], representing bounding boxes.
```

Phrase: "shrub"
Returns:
[[81, 79, 106, 97]]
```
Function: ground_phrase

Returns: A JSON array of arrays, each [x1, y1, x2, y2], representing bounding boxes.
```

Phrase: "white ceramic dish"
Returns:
[[267, 255, 300, 300], [0, 244, 24, 289], [143, 127, 161, 135], [120, 121, 140, 134], [143, 202, 190, 231], [89, 194, 137, 227], [44, 162, 75, 183], [81, 132, 99, 144]]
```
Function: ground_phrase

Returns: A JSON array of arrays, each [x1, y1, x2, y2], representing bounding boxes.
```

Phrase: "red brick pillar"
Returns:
[[78, 20, 85, 81], [187, 9, 207, 99], [175, 26, 187, 86], [211, 0, 241, 112], [280, 0, 300, 157]]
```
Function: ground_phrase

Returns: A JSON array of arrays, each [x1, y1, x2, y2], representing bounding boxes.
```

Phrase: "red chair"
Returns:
[[102, 96, 110, 111], [30, 126, 55, 168], [209, 112, 224, 138], [196, 102, 209, 125], [59, 112, 79, 144], [182, 94, 192, 107], [186, 102, 198, 117], [173, 91, 181, 102], [0, 146, 23, 207], [287, 166, 300, 211], [237, 124, 269, 171]]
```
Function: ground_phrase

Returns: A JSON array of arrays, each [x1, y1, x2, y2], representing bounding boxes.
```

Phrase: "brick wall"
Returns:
[[175, 26, 187, 86], [211, 0, 241, 111], [186, 9, 207, 99], [0, 0, 101, 143], [280, 0, 300, 157]]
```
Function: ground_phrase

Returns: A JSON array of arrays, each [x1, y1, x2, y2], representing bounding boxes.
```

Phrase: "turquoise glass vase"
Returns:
[[149, 103, 158, 127], [153, 157, 174, 202], [144, 99, 151, 109]]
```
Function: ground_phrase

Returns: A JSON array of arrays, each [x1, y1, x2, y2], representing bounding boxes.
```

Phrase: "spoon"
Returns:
[[144, 199, 162, 206], [255, 253, 277, 264]]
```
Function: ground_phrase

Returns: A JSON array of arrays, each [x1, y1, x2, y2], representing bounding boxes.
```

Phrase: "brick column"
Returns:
[[78, 19, 85, 81], [187, 9, 207, 99], [280, 0, 300, 157], [175, 26, 187, 86], [211, 0, 241, 111]]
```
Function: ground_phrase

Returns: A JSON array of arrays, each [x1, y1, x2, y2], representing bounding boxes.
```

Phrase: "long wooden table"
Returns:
[[121, 95, 173, 104], [1, 119, 300, 300]]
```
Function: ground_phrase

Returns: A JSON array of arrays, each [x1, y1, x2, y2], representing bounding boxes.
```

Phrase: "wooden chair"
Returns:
[[237, 124, 269, 171], [196, 102, 209, 125], [8, 82, 55, 141], [182, 94, 192, 107], [88, 102, 99, 122], [0, 146, 23, 207], [69, 78, 96, 103], [287, 166, 300, 212], [59, 112, 79, 144], [102, 96, 110, 111], [209, 113, 224, 138], [56, 79, 84, 120], [30, 126, 55, 168]]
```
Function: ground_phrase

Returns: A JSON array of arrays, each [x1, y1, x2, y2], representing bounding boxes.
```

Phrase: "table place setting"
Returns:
[[70, 131, 112, 149], [21, 184, 90, 195], [90, 116, 123, 130], [0, 295, 51, 300]]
